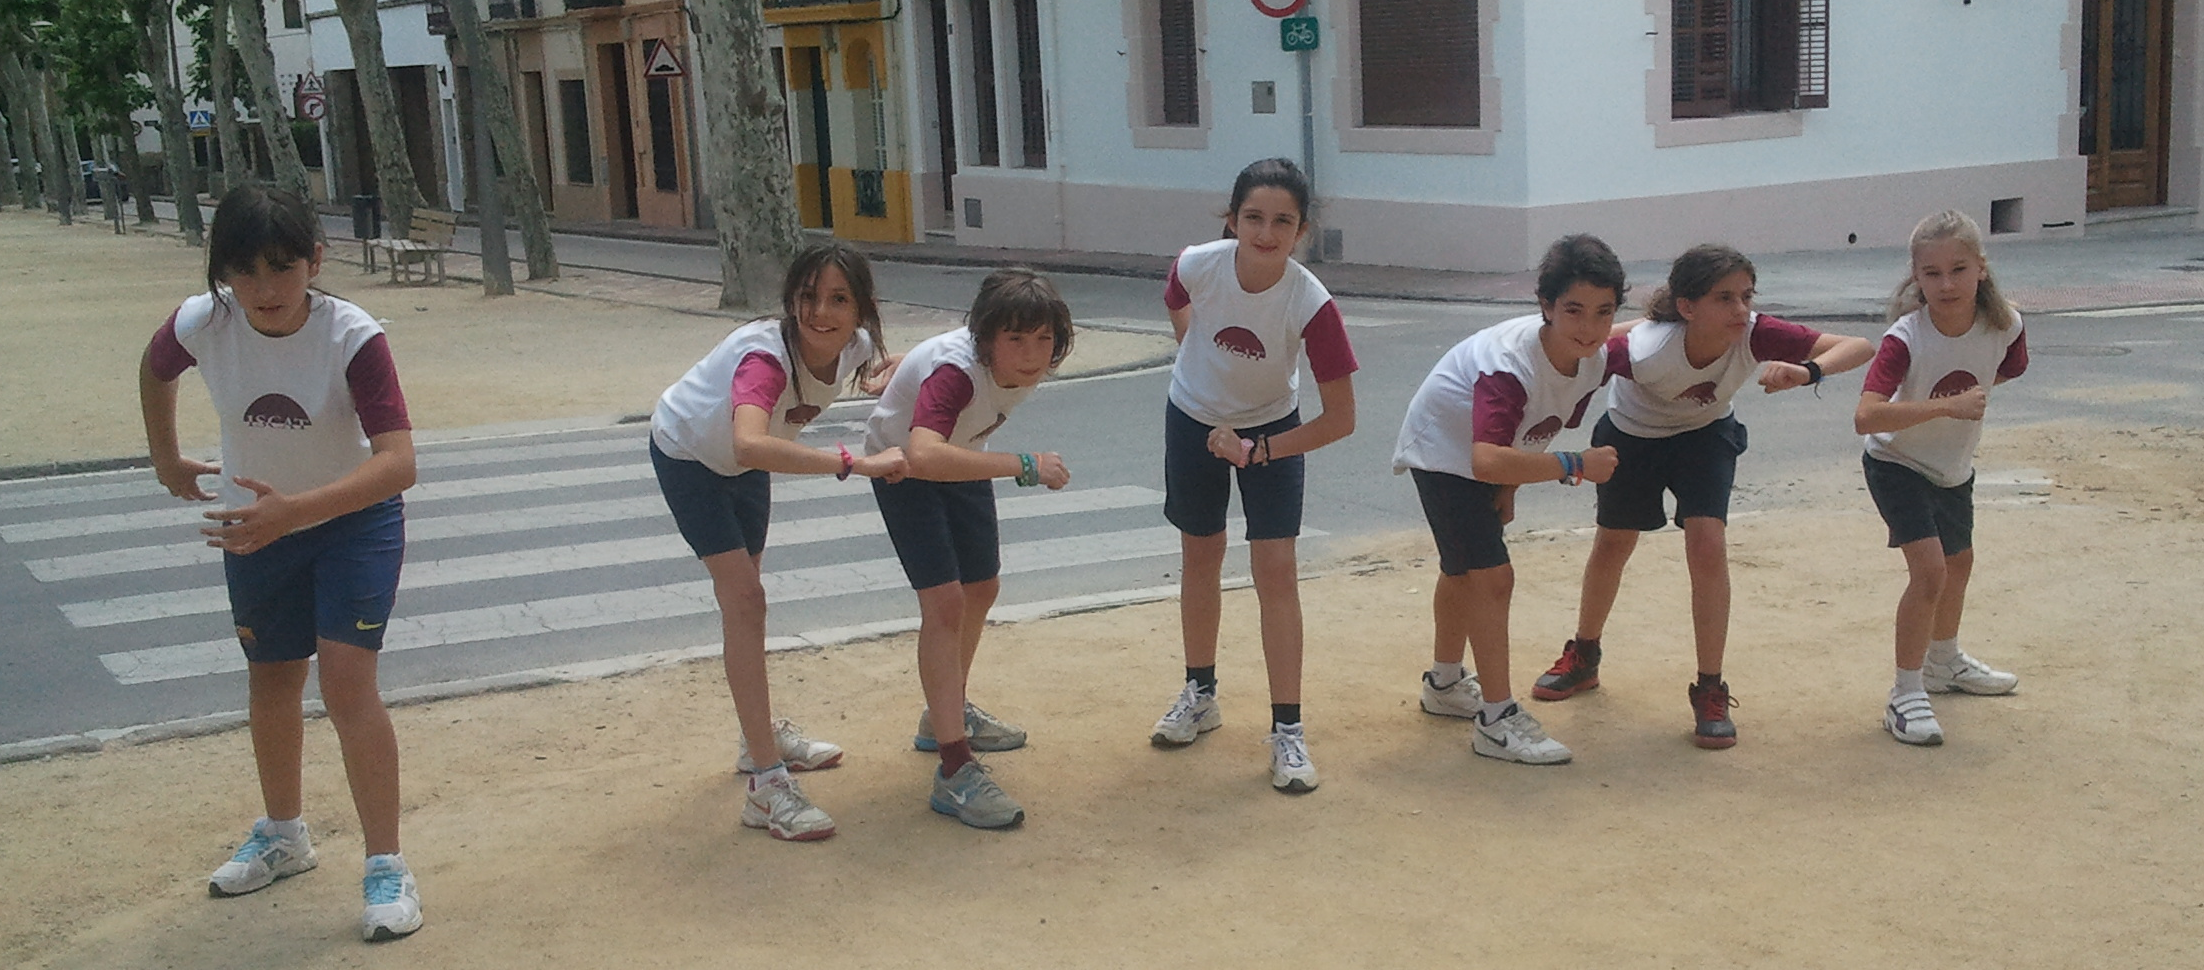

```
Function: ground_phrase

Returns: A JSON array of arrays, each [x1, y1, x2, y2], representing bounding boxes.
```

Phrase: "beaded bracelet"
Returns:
[[1016, 452, 1040, 487], [836, 444, 854, 481], [1557, 451, 1582, 486]]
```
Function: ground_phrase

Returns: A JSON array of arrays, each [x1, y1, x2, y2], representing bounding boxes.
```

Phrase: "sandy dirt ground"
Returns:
[[0, 211, 1173, 471], [2, 420, 2199, 969]]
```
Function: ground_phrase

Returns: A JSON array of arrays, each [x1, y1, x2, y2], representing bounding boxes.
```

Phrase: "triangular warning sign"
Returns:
[[643, 40, 685, 78]]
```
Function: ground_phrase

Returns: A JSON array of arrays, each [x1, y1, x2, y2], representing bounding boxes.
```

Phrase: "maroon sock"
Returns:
[[938, 739, 975, 777]]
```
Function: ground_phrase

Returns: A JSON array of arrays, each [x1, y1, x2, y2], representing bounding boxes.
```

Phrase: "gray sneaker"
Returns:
[[929, 761, 1025, 829], [913, 702, 1029, 752]]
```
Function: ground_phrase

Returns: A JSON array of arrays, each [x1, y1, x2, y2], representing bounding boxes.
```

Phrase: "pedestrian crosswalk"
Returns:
[[1, 426, 1292, 707]]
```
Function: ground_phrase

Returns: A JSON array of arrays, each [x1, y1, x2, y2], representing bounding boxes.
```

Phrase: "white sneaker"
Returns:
[[1420, 670, 1483, 719], [736, 718, 846, 772], [1923, 652, 2019, 696], [741, 772, 837, 841], [1885, 691, 1945, 746], [1472, 703, 1573, 765], [1150, 681, 1222, 746], [913, 702, 1029, 752], [360, 854, 423, 942], [1265, 723, 1319, 793], [208, 818, 318, 897]]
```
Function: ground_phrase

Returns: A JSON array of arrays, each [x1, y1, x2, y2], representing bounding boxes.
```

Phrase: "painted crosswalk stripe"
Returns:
[[98, 517, 1298, 685], [0, 479, 166, 512], [57, 486, 1166, 626], [21, 475, 882, 583]]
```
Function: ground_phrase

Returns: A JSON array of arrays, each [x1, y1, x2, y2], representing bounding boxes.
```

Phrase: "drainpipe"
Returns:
[[1047, 0, 1066, 251]]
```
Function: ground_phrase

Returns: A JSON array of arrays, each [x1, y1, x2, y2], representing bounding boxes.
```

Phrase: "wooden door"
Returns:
[[2082, 0, 2174, 210]]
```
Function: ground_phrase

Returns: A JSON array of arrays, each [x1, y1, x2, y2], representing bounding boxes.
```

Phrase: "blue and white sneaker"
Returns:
[[361, 854, 423, 941], [208, 817, 318, 897], [929, 761, 1025, 829]]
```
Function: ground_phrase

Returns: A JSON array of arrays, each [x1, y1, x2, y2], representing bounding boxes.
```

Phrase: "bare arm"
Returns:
[[1170, 305, 1192, 344], [140, 346, 218, 501], [905, 427, 1068, 489], [201, 430, 418, 554], [731, 404, 905, 480], [1469, 440, 1619, 487], [1854, 388, 1984, 436]]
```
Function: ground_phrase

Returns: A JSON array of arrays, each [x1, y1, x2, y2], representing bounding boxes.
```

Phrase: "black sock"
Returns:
[[1271, 703, 1301, 727], [1187, 666, 1217, 695], [1697, 672, 1723, 688]]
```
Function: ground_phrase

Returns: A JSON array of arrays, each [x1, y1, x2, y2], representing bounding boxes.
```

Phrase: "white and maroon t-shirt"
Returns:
[[1861, 308, 2029, 488], [147, 292, 410, 515], [864, 327, 1037, 457], [1392, 313, 1621, 482], [1606, 312, 1822, 438], [651, 319, 873, 476], [1164, 238, 1358, 428]]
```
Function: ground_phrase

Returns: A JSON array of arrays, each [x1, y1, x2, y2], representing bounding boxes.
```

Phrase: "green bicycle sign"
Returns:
[[1281, 16, 1319, 51]]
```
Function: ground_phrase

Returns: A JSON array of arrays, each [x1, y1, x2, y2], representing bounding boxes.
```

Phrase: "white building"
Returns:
[[881, 0, 2202, 271]]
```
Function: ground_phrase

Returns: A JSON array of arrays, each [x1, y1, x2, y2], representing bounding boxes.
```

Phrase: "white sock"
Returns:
[[749, 763, 790, 790], [365, 852, 406, 872], [264, 816, 305, 839], [1428, 661, 1467, 689], [1893, 667, 1926, 696], [1477, 698, 1515, 726], [1927, 637, 1962, 665]]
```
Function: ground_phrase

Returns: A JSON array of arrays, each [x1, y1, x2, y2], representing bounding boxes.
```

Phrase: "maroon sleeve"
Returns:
[[1748, 315, 1823, 363], [910, 364, 976, 438], [1163, 260, 1191, 311], [729, 351, 789, 412], [1471, 372, 1530, 447], [1996, 329, 2029, 381], [1860, 335, 1911, 398], [1301, 300, 1359, 383], [147, 309, 196, 382], [1603, 334, 1633, 381], [346, 333, 412, 436]]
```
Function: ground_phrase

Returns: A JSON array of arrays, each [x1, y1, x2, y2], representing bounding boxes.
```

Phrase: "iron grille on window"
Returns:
[[853, 169, 888, 218], [1672, 0, 1828, 118], [1158, 0, 1198, 126], [1361, 0, 1478, 128]]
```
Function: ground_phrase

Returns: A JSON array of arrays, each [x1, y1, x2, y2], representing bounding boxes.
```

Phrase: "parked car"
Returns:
[[80, 160, 128, 203]]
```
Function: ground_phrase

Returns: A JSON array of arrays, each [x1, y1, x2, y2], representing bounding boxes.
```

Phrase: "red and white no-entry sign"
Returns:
[[1251, 0, 1308, 16]]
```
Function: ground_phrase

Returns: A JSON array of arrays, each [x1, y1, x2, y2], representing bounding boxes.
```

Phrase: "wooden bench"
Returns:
[[362, 209, 457, 285]]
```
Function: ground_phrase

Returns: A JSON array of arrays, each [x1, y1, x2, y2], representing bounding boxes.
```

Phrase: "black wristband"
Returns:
[[1802, 360, 1824, 385]]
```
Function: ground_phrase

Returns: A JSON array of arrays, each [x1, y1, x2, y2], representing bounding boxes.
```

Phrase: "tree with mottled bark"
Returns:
[[0, 105, 20, 206], [331, 0, 423, 237], [128, 0, 203, 244], [445, 0, 555, 280], [203, 0, 248, 188], [0, 56, 41, 208], [690, 0, 806, 310], [228, 0, 309, 199]]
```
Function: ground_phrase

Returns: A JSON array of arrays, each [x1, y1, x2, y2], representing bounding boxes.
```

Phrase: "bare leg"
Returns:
[[1461, 564, 1516, 703], [1893, 538, 1950, 672], [956, 576, 1002, 686], [914, 582, 971, 747], [1573, 527, 1639, 641], [702, 549, 778, 766], [247, 659, 311, 821], [1178, 531, 1227, 668], [1932, 547, 1974, 642], [1680, 517, 1730, 677], [316, 641, 401, 856], [1249, 538, 1301, 707]]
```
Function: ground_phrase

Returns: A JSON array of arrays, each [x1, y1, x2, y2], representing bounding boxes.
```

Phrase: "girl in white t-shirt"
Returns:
[[649, 242, 907, 841], [1148, 158, 1358, 794], [866, 268, 1074, 829], [1539, 245, 1872, 750], [1393, 235, 1627, 767], [1855, 211, 2029, 746], [140, 185, 423, 941]]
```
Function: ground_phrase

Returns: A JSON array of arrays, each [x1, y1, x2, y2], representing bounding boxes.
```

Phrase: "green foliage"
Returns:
[[50, 0, 151, 133]]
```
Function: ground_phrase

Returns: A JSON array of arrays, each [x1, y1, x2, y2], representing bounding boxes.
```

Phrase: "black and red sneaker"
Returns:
[[1688, 680, 1738, 749], [1531, 639, 1601, 701]]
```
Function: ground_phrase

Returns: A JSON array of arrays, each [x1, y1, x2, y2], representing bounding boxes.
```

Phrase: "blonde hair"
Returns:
[[1886, 210, 2017, 330]]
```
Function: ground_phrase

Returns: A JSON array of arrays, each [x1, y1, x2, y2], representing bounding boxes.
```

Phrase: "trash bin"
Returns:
[[351, 194, 382, 240]]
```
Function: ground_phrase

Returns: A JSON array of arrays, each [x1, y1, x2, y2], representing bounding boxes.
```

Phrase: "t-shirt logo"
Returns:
[[1677, 381, 1719, 406], [970, 413, 1009, 443], [1930, 371, 1980, 399], [1523, 415, 1563, 445], [1214, 326, 1267, 361], [783, 404, 821, 426], [241, 394, 311, 430]]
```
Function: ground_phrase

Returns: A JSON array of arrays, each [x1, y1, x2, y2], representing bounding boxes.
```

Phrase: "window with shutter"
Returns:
[[1013, 0, 1046, 168], [1670, 0, 1829, 118], [967, 0, 1001, 167], [1158, 0, 1198, 126], [1360, 0, 1477, 128]]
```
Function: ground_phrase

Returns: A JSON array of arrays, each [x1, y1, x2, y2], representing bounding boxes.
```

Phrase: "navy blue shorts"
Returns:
[[1411, 469, 1511, 575], [873, 477, 1000, 590], [1163, 401, 1305, 541], [652, 439, 771, 559], [224, 496, 406, 664], [1863, 453, 1974, 555], [1593, 413, 1748, 532]]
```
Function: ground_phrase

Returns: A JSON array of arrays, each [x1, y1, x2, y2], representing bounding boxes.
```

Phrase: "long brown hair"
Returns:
[[1886, 210, 2018, 330], [1644, 244, 1755, 323], [776, 242, 888, 403]]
